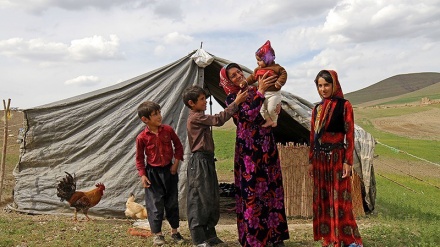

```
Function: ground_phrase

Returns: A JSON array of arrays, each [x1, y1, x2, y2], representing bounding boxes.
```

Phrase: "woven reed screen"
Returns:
[[277, 143, 365, 218]]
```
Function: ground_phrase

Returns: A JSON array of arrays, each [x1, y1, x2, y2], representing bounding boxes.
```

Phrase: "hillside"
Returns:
[[355, 82, 440, 107], [345, 72, 440, 105]]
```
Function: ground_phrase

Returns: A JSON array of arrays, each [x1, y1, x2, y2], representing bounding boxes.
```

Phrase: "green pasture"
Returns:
[[355, 104, 440, 164], [212, 127, 236, 181], [352, 104, 440, 246]]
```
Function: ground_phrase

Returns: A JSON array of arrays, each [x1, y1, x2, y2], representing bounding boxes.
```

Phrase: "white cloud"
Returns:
[[0, 0, 153, 14], [65, 75, 100, 86], [0, 35, 123, 64], [323, 0, 440, 43], [241, 0, 337, 25], [0, 0, 439, 109], [153, 0, 183, 20], [285, 34, 440, 104], [154, 45, 166, 56], [68, 35, 123, 62], [163, 32, 193, 45], [0, 38, 68, 62]]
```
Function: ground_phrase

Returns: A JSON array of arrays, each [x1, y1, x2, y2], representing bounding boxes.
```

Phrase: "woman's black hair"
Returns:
[[314, 70, 333, 85], [225, 63, 242, 80]]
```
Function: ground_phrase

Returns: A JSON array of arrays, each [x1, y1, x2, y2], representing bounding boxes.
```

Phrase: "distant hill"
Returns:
[[354, 82, 440, 107], [345, 72, 440, 105]]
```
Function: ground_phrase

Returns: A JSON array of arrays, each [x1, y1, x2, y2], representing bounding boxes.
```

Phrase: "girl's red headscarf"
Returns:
[[320, 70, 343, 99], [219, 63, 243, 95], [313, 70, 344, 145]]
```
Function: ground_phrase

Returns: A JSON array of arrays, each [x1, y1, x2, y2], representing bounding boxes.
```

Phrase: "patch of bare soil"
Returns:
[[372, 108, 440, 140]]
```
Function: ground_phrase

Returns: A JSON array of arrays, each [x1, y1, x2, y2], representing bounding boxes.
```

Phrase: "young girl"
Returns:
[[308, 70, 363, 247], [242, 40, 287, 127]]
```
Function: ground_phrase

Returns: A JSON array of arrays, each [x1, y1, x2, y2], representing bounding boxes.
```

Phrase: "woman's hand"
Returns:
[[342, 163, 352, 178], [308, 164, 313, 178], [234, 89, 248, 105], [258, 71, 277, 94]]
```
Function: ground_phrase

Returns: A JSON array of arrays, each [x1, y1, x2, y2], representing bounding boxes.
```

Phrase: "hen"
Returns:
[[56, 172, 105, 221], [125, 193, 148, 219]]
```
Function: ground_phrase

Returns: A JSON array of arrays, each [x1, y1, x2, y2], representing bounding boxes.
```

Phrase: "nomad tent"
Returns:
[[11, 49, 375, 218]]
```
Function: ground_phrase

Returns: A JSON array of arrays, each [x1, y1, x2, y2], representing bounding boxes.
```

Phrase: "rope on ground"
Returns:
[[376, 172, 419, 194], [383, 163, 440, 190], [376, 141, 440, 167]]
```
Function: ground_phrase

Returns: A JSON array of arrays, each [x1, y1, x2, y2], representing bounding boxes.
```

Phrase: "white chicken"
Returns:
[[125, 193, 148, 219]]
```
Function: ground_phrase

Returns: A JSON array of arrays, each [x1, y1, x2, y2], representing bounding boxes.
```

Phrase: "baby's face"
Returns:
[[256, 55, 266, 68]]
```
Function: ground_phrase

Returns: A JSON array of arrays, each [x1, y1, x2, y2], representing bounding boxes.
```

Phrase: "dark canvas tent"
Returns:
[[11, 49, 375, 218]]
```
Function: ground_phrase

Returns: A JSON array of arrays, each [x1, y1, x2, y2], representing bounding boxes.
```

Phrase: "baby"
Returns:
[[242, 40, 287, 127]]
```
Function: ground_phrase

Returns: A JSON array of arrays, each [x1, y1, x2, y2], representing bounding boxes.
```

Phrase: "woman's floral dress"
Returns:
[[226, 86, 289, 246]]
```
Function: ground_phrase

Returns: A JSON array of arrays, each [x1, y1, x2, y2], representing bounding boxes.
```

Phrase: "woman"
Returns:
[[308, 70, 363, 247], [219, 63, 289, 247]]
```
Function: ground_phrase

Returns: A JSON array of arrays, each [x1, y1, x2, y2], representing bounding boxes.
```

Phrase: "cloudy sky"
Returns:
[[1, 0, 439, 111]]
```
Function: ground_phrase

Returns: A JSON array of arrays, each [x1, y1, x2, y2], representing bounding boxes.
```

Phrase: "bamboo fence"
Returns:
[[278, 143, 365, 218]]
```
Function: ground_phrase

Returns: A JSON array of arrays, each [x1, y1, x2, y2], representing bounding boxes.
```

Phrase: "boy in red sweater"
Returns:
[[135, 101, 185, 246]]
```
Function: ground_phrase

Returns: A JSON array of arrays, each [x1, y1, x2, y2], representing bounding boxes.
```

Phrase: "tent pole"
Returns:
[[197, 67, 204, 86], [197, 66, 213, 123]]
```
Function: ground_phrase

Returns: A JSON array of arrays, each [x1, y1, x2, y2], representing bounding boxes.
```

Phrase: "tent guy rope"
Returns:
[[376, 141, 440, 167]]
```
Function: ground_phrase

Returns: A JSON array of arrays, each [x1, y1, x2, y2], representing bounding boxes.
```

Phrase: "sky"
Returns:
[[1, 0, 439, 112]]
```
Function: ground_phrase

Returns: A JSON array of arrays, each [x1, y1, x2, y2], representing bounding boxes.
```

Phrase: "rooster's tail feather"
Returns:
[[56, 172, 77, 201]]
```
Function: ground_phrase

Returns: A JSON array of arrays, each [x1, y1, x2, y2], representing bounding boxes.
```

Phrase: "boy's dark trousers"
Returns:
[[187, 151, 220, 245], [144, 163, 179, 234]]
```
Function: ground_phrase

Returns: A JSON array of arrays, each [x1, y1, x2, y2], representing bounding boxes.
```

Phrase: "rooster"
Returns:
[[125, 193, 148, 219], [56, 172, 105, 221]]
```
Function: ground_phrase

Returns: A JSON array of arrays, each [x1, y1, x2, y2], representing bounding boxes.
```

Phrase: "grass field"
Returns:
[[355, 105, 440, 163], [212, 127, 236, 182], [1, 103, 440, 246]]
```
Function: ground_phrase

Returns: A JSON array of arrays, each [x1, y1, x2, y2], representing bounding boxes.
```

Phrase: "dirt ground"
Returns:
[[372, 107, 440, 141]]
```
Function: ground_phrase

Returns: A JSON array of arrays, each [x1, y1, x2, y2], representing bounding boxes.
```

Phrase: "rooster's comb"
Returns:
[[95, 183, 105, 189]]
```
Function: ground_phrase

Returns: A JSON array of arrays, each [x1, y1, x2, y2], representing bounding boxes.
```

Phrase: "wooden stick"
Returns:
[[0, 99, 11, 202]]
